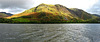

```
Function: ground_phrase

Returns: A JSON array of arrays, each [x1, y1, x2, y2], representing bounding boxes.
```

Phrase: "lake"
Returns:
[[0, 24, 100, 42]]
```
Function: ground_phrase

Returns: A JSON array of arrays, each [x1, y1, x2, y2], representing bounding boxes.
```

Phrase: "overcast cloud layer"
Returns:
[[0, 0, 99, 15], [87, 0, 100, 15], [0, 0, 34, 14]]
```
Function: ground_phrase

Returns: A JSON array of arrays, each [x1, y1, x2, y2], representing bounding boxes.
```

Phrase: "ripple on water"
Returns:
[[12, 24, 90, 42], [0, 24, 91, 42]]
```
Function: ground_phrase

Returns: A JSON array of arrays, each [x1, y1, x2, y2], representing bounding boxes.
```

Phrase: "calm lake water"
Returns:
[[0, 24, 100, 42]]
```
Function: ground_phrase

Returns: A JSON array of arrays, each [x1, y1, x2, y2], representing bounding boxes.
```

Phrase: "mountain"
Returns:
[[0, 12, 13, 16], [6, 3, 99, 23], [93, 14, 100, 17], [0, 12, 13, 18]]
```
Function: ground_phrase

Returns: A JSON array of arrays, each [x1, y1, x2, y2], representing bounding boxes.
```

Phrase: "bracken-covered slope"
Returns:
[[7, 3, 98, 22]]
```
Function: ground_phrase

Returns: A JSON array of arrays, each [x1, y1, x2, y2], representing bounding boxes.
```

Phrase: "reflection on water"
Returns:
[[0, 24, 99, 42], [83, 24, 100, 42]]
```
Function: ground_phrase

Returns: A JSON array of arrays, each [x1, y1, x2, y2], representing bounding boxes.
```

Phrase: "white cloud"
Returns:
[[33, 0, 98, 11], [0, 9, 9, 13], [0, 0, 99, 14], [0, 0, 34, 14]]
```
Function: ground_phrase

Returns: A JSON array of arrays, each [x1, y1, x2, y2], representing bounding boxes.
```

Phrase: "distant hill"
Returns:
[[93, 14, 100, 17], [6, 3, 99, 23], [0, 12, 13, 16], [0, 12, 13, 18]]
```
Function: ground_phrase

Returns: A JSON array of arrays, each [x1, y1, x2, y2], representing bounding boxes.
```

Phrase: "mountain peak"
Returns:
[[0, 12, 6, 14], [39, 3, 46, 6], [38, 3, 54, 6], [55, 4, 64, 7]]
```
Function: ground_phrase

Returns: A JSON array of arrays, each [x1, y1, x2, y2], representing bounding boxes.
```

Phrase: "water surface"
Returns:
[[0, 24, 99, 42]]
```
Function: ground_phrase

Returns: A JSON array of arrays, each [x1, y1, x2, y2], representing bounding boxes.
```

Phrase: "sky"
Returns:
[[0, 0, 99, 15]]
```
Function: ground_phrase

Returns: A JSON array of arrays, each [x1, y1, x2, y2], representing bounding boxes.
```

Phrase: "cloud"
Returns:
[[0, 0, 34, 14], [33, 0, 98, 11], [8, 8, 26, 14], [0, 0, 99, 14], [87, 0, 100, 15], [0, 0, 34, 9], [0, 8, 25, 14]]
